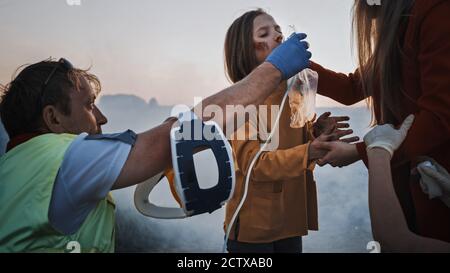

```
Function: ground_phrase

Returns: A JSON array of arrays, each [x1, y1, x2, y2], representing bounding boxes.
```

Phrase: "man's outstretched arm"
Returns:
[[113, 63, 281, 189], [114, 33, 313, 189]]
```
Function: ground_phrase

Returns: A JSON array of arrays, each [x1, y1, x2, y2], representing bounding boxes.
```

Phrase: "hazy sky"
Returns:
[[0, 0, 362, 107]]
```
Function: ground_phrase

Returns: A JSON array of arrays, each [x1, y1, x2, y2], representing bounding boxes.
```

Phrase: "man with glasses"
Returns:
[[0, 33, 312, 252]]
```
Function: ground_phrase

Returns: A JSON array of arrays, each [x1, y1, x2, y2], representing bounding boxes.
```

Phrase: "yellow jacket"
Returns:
[[224, 84, 319, 243]]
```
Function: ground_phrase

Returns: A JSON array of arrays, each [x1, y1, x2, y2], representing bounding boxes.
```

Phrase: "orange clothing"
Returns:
[[310, 0, 450, 242], [224, 84, 318, 243]]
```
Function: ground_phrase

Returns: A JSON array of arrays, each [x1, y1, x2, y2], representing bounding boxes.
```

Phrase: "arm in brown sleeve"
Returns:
[[310, 62, 367, 106]]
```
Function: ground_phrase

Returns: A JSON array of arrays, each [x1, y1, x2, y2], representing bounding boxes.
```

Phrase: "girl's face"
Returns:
[[253, 14, 284, 64]]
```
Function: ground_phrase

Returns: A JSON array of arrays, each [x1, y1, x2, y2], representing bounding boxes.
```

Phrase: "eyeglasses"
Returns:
[[41, 58, 74, 92]]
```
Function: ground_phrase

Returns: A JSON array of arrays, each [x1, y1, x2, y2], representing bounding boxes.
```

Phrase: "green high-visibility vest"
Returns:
[[0, 134, 115, 253]]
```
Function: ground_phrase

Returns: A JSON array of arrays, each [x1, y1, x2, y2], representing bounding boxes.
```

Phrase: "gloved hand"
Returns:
[[364, 115, 415, 157], [266, 33, 312, 80], [416, 158, 450, 208]]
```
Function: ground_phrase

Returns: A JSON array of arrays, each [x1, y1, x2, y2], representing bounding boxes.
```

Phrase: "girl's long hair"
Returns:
[[352, 0, 415, 125], [224, 9, 266, 83]]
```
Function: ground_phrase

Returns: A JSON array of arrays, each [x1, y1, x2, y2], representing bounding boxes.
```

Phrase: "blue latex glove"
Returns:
[[266, 33, 311, 80]]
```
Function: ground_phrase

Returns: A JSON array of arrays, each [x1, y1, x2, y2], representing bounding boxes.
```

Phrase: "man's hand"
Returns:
[[364, 115, 415, 158], [266, 33, 312, 80], [315, 142, 360, 168]]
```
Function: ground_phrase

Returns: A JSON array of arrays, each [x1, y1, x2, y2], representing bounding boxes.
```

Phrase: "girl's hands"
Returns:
[[312, 115, 415, 168], [309, 130, 360, 163], [314, 142, 360, 167], [313, 112, 357, 142]]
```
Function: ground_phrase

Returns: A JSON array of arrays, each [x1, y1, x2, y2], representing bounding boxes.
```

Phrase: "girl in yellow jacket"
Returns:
[[223, 9, 358, 253]]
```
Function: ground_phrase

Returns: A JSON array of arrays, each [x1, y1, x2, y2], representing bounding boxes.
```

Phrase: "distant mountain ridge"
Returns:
[[98, 94, 174, 133]]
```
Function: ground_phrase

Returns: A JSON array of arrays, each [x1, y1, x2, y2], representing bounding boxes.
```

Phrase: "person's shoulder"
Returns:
[[62, 130, 136, 165], [412, 0, 450, 22], [84, 129, 137, 146], [407, 0, 450, 43]]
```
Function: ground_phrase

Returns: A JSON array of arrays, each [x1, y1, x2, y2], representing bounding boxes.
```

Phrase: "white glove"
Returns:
[[363, 115, 415, 157]]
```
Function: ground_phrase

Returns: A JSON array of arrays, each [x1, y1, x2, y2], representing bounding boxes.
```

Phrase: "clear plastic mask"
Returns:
[[285, 25, 318, 128]]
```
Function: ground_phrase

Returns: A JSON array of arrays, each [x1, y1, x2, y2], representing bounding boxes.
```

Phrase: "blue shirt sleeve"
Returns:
[[48, 131, 133, 235]]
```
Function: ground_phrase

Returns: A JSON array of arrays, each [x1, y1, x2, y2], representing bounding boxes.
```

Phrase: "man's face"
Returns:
[[57, 77, 107, 135]]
